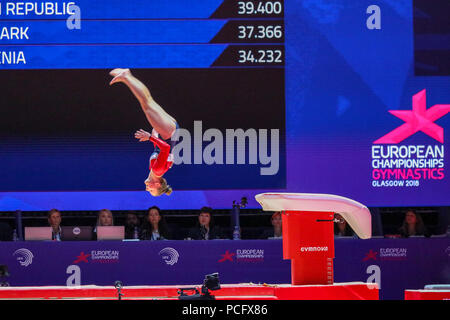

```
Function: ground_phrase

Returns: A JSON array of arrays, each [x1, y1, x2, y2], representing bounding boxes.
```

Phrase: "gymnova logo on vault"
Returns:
[[159, 247, 179, 265], [371, 90, 450, 188], [13, 248, 34, 267], [301, 246, 328, 252]]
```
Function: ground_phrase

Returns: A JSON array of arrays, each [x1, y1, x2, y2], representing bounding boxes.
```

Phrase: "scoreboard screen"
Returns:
[[0, 0, 449, 210]]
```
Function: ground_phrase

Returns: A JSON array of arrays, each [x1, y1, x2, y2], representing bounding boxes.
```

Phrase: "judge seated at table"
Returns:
[[140, 206, 170, 240], [398, 209, 429, 238], [186, 207, 222, 240], [334, 213, 355, 237], [260, 212, 282, 239]]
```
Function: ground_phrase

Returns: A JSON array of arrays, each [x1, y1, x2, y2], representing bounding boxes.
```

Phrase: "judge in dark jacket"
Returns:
[[140, 206, 171, 240], [124, 212, 142, 240], [187, 207, 222, 240], [398, 209, 429, 238]]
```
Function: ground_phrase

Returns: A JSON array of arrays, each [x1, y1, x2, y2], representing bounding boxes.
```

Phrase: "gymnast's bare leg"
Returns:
[[109, 68, 177, 140]]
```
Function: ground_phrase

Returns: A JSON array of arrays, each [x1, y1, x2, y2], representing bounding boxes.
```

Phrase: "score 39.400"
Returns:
[[237, 1, 283, 15]]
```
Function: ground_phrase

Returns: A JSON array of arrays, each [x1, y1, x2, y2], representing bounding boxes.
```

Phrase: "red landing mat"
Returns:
[[404, 290, 450, 300], [0, 282, 378, 300]]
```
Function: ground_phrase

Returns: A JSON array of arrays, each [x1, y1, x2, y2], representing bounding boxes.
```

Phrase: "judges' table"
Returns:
[[0, 238, 448, 300]]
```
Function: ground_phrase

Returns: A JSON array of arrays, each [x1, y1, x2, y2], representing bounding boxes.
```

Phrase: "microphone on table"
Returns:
[[200, 226, 207, 240], [114, 280, 124, 300]]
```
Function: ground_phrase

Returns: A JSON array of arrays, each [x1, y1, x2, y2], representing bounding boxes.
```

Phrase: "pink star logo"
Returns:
[[374, 90, 450, 144], [74, 252, 90, 264], [362, 249, 378, 262], [218, 250, 235, 263]]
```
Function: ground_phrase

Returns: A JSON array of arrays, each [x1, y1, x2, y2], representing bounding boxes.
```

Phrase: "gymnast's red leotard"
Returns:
[[149, 136, 172, 177]]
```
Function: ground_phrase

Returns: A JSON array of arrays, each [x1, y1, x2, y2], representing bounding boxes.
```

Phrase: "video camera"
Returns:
[[177, 272, 221, 300]]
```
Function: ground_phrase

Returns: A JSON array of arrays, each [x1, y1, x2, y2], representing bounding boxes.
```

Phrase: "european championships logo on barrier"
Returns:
[[73, 250, 119, 264], [363, 248, 407, 261], [13, 248, 34, 267], [159, 247, 179, 265], [371, 90, 450, 188], [218, 249, 264, 263]]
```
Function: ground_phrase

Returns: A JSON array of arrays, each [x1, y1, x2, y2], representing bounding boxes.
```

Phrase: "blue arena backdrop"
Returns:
[[0, 0, 449, 211]]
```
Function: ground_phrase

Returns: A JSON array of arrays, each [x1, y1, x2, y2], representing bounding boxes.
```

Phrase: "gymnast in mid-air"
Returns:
[[109, 68, 177, 196]]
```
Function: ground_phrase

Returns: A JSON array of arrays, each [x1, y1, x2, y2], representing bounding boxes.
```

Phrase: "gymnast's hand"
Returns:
[[135, 129, 151, 142]]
